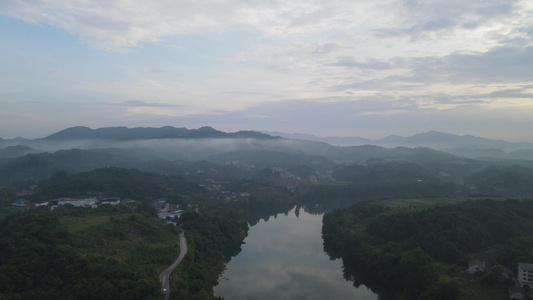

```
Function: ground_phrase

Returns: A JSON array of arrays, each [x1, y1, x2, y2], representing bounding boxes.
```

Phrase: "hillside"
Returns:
[[0, 167, 286, 299], [0, 137, 490, 187], [0, 145, 39, 158], [30, 167, 204, 203], [0, 209, 181, 299], [322, 198, 533, 299], [465, 165, 533, 196], [0, 149, 142, 186]]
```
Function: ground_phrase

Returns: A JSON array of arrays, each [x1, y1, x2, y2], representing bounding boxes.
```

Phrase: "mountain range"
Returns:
[[44, 126, 274, 140], [265, 130, 533, 153], [1, 126, 533, 187], [1, 126, 533, 161]]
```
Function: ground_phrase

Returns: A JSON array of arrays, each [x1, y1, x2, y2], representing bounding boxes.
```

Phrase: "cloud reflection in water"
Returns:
[[214, 209, 378, 300]]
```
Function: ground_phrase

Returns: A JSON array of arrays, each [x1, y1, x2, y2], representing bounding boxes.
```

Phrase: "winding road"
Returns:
[[159, 231, 188, 300]]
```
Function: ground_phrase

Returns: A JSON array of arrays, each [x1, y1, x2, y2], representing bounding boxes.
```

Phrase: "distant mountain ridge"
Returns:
[[378, 130, 533, 151], [264, 132, 373, 146], [4, 126, 533, 161], [266, 130, 533, 153], [3, 125, 533, 186], [44, 126, 276, 140]]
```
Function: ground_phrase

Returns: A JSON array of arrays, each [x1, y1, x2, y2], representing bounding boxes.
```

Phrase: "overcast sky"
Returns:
[[1, 0, 533, 141]]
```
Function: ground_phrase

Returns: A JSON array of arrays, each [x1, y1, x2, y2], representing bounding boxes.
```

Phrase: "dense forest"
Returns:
[[0, 209, 178, 299], [171, 204, 249, 299], [464, 165, 533, 196], [301, 162, 462, 204], [30, 167, 205, 204], [0, 167, 298, 299], [322, 198, 533, 299]]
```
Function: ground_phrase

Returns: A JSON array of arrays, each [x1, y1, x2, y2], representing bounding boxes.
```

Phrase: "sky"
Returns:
[[1, 0, 533, 141]]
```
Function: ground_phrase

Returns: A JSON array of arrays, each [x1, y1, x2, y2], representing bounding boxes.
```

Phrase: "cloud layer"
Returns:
[[1, 0, 533, 140]]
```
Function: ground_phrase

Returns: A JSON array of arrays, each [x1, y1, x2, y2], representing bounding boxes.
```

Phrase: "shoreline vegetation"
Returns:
[[2, 149, 533, 299], [0, 168, 297, 299], [322, 197, 533, 300]]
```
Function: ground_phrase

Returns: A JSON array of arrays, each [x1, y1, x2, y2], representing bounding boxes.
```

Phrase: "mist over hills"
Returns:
[[264, 132, 374, 146], [0, 126, 531, 151], [1, 125, 533, 197], [266, 130, 533, 152], [1, 126, 533, 163], [0, 126, 532, 160], [0, 145, 39, 158]]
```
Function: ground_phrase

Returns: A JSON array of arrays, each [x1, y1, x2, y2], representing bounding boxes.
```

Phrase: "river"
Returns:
[[214, 207, 379, 300]]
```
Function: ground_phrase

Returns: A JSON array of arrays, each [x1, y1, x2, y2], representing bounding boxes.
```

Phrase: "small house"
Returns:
[[121, 199, 137, 208], [468, 259, 486, 274], [509, 284, 526, 299]]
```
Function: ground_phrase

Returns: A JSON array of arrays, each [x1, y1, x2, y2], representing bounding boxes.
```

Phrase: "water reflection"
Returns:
[[214, 208, 378, 300]]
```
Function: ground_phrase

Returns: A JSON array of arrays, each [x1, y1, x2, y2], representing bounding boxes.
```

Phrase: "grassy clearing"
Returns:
[[59, 211, 181, 272], [374, 196, 464, 209], [371, 196, 526, 210], [61, 215, 111, 233]]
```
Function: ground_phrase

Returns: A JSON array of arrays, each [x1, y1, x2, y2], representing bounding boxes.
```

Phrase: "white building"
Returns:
[[58, 197, 97, 208], [100, 197, 121, 206], [518, 263, 533, 287]]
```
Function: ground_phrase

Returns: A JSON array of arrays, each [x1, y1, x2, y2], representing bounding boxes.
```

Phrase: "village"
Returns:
[[9, 181, 256, 226], [467, 259, 533, 299]]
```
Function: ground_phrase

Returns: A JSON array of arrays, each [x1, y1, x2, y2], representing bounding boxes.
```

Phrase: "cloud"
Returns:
[[112, 100, 181, 108], [483, 88, 533, 99], [2, 0, 533, 142], [150, 68, 168, 74], [2, 0, 529, 52], [120, 93, 533, 142], [375, 0, 521, 40], [329, 57, 394, 70], [328, 44, 533, 97], [0, 0, 360, 51]]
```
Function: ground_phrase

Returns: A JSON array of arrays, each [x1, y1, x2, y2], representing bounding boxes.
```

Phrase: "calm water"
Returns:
[[214, 208, 378, 300]]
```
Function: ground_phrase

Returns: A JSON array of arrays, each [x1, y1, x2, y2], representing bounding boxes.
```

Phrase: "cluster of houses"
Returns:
[[15, 185, 38, 197], [469, 259, 533, 299], [12, 194, 186, 227], [12, 196, 136, 210], [152, 198, 184, 226]]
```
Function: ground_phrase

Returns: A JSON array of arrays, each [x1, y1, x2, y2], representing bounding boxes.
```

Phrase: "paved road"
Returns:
[[159, 231, 188, 300]]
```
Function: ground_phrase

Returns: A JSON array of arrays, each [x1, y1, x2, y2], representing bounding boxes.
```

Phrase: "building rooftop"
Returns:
[[469, 259, 484, 267], [519, 263, 533, 271]]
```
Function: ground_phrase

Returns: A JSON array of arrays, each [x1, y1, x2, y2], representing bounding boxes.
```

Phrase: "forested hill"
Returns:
[[322, 198, 533, 299], [465, 165, 533, 196], [44, 126, 275, 140], [0, 149, 142, 185], [0, 210, 181, 299], [31, 167, 204, 203], [0, 167, 286, 299]]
